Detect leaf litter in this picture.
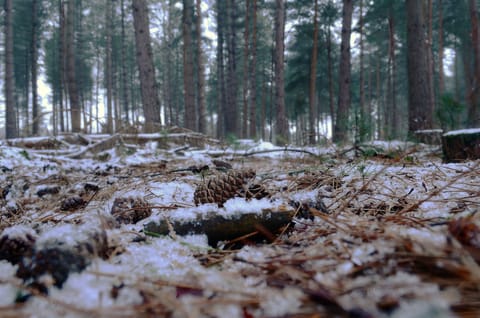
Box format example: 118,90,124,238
0,136,479,317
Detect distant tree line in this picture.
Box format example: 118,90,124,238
2,0,480,145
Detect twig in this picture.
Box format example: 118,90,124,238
240,147,320,158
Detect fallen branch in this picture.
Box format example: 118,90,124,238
66,134,121,159
240,148,320,158
144,208,301,246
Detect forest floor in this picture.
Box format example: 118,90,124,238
0,132,479,318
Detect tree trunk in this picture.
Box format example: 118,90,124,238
106,0,114,134
469,0,480,126
249,0,258,139
426,0,436,126
438,0,444,97
358,0,367,140
333,0,353,144
260,74,267,140
242,0,250,138
327,25,334,133
58,0,65,132
195,0,206,134
164,0,175,126
216,0,227,138
120,0,130,123
387,7,395,138
4,0,17,139
390,9,398,137
274,0,288,145
66,0,81,132
376,57,383,139
183,0,196,131
132,0,162,132
31,0,39,136
406,0,433,133
308,0,319,145
225,0,238,136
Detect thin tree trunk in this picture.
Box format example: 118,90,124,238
58,0,65,132
308,0,319,145
195,0,206,133
183,0,196,131
274,0,288,145
359,0,366,140
95,45,101,133
242,0,250,138
121,0,130,123
249,0,257,138
438,0,444,97
327,25,334,132
4,0,17,138
106,0,114,134
260,74,267,140
387,5,398,137
455,42,461,102
333,0,353,144
225,0,238,136
132,0,162,132
31,0,39,135
216,0,226,138
164,0,175,126
66,0,81,132
376,55,382,139
426,0,436,126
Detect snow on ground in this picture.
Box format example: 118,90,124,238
0,137,479,317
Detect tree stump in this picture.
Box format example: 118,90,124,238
414,129,443,145
442,129,480,162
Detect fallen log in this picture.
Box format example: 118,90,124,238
442,128,480,162
121,132,220,149
144,208,305,247
66,134,121,159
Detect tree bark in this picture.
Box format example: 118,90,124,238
406,0,433,133
59,0,66,132
327,25,334,134
358,0,366,140
387,7,396,137
195,0,206,134
426,0,436,126
66,0,81,132
333,0,353,144
274,0,288,145
120,0,130,123
4,0,17,138
438,0,444,97
249,0,258,138
308,0,319,145
225,0,239,136
469,0,480,126
242,0,250,138
182,0,196,131
31,0,40,136
106,0,114,134
216,0,226,138
132,0,162,132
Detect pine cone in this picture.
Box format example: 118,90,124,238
194,169,256,207
0,229,37,264
111,197,152,224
